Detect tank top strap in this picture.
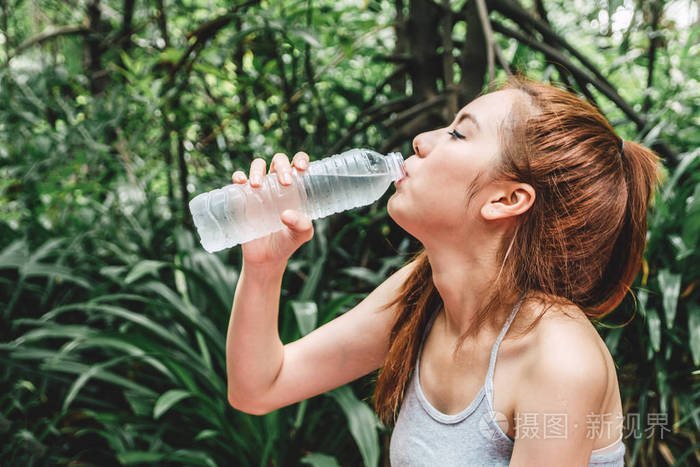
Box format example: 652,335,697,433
484,293,527,392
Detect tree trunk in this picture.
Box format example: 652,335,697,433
155,0,170,46
85,0,108,95
643,0,663,113
406,0,442,102
233,18,252,165
380,0,488,152
177,129,192,230
458,0,487,104
121,0,135,53
1,0,8,62
441,0,457,118
391,0,408,94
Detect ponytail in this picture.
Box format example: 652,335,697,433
587,139,662,317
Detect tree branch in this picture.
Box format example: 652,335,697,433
475,0,495,85
168,0,260,84
643,0,663,113
491,21,641,125
379,98,445,154
385,94,447,130
441,0,458,115
4,25,89,66
490,20,677,166
489,0,620,107
532,0,597,106
328,96,414,154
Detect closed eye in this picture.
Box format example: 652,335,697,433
448,129,466,140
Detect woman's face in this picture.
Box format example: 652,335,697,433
388,89,523,243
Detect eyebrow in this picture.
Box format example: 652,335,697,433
456,112,481,131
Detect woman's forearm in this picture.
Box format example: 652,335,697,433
226,260,287,409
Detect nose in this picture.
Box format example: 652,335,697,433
412,130,437,157
413,134,426,157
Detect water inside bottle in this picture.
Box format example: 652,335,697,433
300,172,395,218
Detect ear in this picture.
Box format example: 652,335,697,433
480,182,535,221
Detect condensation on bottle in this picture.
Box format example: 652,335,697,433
189,148,407,252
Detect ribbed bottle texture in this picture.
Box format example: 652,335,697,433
189,148,406,252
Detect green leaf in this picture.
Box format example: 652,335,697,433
124,391,155,417
326,385,380,467
291,300,318,336
657,269,681,329
647,308,661,353
194,429,218,441
688,304,700,367
668,234,693,261
159,47,184,64
153,389,193,419
21,263,91,289
62,356,145,411
604,327,623,355
118,451,166,464
636,289,649,318
167,449,217,467
124,259,167,284
300,452,342,467
340,266,382,285
0,239,28,269
289,27,322,47
682,183,700,249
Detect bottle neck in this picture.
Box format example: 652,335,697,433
386,152,406,181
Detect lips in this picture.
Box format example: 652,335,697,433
395,157,413,185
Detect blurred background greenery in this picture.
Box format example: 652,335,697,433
0,0,698,466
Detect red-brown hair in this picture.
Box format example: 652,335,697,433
372,75,662,427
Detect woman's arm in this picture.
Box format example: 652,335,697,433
226,260,287,410
227,258,418,415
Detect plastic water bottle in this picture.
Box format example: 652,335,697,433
189,148,406,252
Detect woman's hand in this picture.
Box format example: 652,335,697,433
231,152,314,267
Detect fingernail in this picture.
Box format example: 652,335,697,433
300,160,308,169
251,176,260,186
282,172,292,184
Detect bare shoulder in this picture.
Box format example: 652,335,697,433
508,299,622,462
518,301,609,408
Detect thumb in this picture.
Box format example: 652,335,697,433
281,209,313,238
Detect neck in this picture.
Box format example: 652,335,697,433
422,228,519,340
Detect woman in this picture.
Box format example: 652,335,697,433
226,76,661,466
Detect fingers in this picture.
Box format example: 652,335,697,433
291,152,310,170
248,158,267,187
232,170,247,184
270,153,294,186
231,151,311,187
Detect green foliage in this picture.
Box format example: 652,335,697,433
594,149,700,466
1,183,395,465
1,0,698,465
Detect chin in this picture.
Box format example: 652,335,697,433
387,197,418,237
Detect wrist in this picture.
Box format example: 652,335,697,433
242,259,287,279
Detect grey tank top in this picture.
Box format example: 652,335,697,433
389,296,626,466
